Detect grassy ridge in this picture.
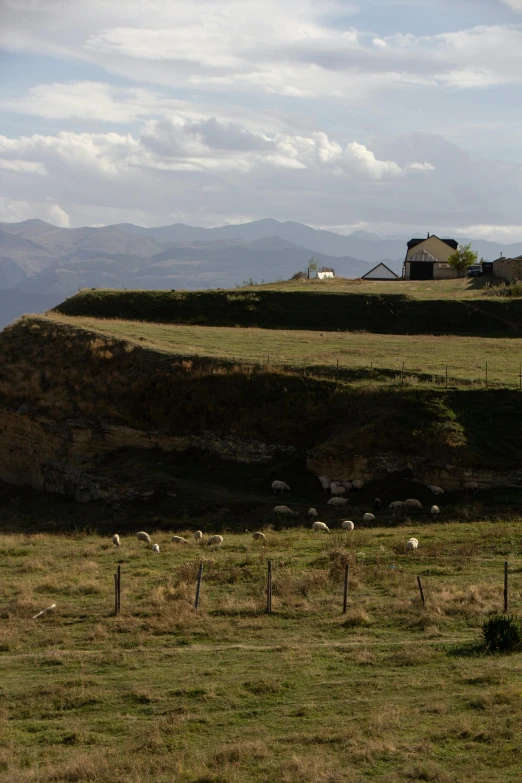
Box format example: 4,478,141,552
2,522,522,782
53,286,522,335
51,313,522,388
2,316,522,472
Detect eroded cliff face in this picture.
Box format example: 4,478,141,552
0,409,294,501
2,407,521,503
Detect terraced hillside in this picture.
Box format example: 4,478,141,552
53,278,522,336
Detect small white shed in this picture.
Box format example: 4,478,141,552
361,263,399,281
317,270,334,279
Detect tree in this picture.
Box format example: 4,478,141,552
307,257,318,279
447,243,478,278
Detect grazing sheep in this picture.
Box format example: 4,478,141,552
342,520,355,531
464,481,479,493
373,498,381,510
152,543,160,553
194,530,203,542
136,531,151,544
404,499,422,510
389,501,405,509
272,480,291,494
352,480,364,490
406,537,419,551
112,534,120,547
319,475,331,491
431,505,440,518
341,481,352,491
363,513,375,523
327,497,349,507
330,483,347,496
252,531,266,542
312,521,330,533
428,485,444,495
308,507,319,520
207,534,224,547
273,505,296,516
171,535,189,544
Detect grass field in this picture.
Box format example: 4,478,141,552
52,281,522,336
2,520,522,782
49,313,522,388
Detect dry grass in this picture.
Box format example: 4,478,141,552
2,521,522,781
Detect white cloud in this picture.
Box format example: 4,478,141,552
0,197,71,226
0,159,47,174
48,203,71,228
1,1,522,99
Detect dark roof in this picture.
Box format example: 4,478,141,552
407,236,458,251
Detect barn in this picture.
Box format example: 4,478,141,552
361,263,400,281
404,235,458,280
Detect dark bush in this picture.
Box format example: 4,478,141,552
483,614,522,653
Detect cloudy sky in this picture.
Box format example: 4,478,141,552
1,0,521,238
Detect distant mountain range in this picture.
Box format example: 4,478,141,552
0,217,520,329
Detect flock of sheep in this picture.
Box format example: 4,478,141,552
110,473,467,554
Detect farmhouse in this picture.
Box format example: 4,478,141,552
493,255,522,283
362,263,399,281
404,234,458,280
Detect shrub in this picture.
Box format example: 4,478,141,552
483,614,522,653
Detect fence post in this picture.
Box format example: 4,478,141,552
114,573,118,615
266,560,272,614
401,361,404,387
336,359,339,382
370,362,373,387
342,563,349,614
417,575,425,606
445,365,448,389
267,354,270,367
486,362,488,389
504,561,509,613
194,562,203,610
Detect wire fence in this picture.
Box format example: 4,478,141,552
206,354,522,390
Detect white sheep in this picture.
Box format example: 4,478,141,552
464,481,479,493
319,475,331,491
272,480,290,494
363,513,375,523
327,497,349,507
273,505,296,516
404,499,422,510
152,543,160,553
406,537,419,551
342,520,355,531
136,531,151,544
351,480,364,490
112,534,120,547
312,521,330,533
389,501,405,509
308,507,319,520
341,481,352,491
330,483,347,496
431,505,440,518
194,530,203,542
252,531,266,542
428,485,444,495
171,535,189,544
207,534,224,547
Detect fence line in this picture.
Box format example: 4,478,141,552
211,355,522,391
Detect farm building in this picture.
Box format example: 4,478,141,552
493,255,522,283
317,268,334,279
404,234,458,280
361,263,400,281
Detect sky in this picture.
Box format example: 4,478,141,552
0,0,522,239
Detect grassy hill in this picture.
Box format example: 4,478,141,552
53,279,522,336
2,521,522,782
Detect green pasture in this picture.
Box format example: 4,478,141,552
49,313,522,388
2,521,522,782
